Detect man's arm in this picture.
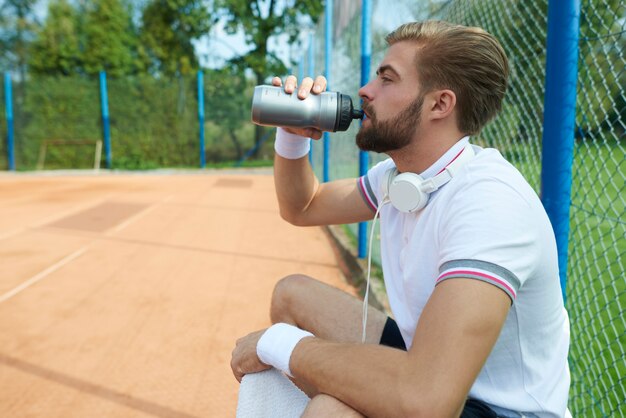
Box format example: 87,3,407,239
289,279,511,417
274,153,375,226
271,75,375,227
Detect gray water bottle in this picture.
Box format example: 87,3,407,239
251,85,364,132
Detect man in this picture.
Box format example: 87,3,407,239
231,21,570,417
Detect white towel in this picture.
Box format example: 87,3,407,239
236,368,310,418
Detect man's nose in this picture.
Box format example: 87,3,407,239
358,80,374,101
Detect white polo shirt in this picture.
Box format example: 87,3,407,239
358,139,571,418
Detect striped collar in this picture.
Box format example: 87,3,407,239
419,136,470,179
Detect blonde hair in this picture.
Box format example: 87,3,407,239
386,21,509,135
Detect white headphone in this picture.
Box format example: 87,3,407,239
381,143,476,213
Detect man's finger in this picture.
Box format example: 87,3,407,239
313,75,328,93
308,128,323,140
235,367,244,383
271,76,282,86
298,77,314,99
284,75,298,94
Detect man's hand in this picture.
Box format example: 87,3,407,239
272,75,327,140
230,329,271,382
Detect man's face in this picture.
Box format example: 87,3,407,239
356,94,424,153
356,41,424,153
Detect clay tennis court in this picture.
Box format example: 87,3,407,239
0,169,357,417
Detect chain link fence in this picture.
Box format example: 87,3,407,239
0,72,267,170
568,1,625,415
303,0,624,416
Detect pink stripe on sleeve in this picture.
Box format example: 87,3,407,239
359,176,378,211
437,269,517,299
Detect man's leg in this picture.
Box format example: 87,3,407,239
269,274,391,412
270,274,388,344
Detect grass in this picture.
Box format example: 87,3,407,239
564,141,625,417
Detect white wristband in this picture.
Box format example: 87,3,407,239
257,323,314,377
274,128,311,159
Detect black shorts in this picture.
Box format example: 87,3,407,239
379,317,499,418
379,317,407,350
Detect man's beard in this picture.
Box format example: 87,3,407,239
356,94,424,153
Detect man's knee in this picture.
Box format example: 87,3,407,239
270,274,314,324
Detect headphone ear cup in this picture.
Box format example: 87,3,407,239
389,173,429,213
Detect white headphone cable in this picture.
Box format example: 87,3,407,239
362,198,388,343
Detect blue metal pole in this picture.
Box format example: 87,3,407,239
99,71,112,169
298,53,305,84
541,0,581,302
197,71,205,168
358,0,372,259
323,0,332,183
4,72,14,171
308,32,315,166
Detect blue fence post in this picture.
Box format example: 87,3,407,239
298,53,305,83
4,72,15,171
541,0,581,302
99,71,112,169
308,32,315,166
358,0,372,259
197,70,205,168
323,0,332,183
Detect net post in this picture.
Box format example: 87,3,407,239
4,72,14,171
99,71,112,169
358,0,372,259
36,141,47,170
94,140,102,171
197,70,205,168
541,0,581,301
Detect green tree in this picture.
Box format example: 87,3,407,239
215,0,323,153
29,0,147,77
0,0,38,80
82,0,139,76
217,0,322,84
203,66,255,161
139,0,213,76
575,0,626,140
29,0,82,76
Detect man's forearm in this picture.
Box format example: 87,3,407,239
273,141,319,225
290,339,426,418
290,338,420,417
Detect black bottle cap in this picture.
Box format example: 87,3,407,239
334,93,364,132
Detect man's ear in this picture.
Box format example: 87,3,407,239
426,89,456,121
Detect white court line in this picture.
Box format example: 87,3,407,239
0,247,89,305
0,194,174,304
